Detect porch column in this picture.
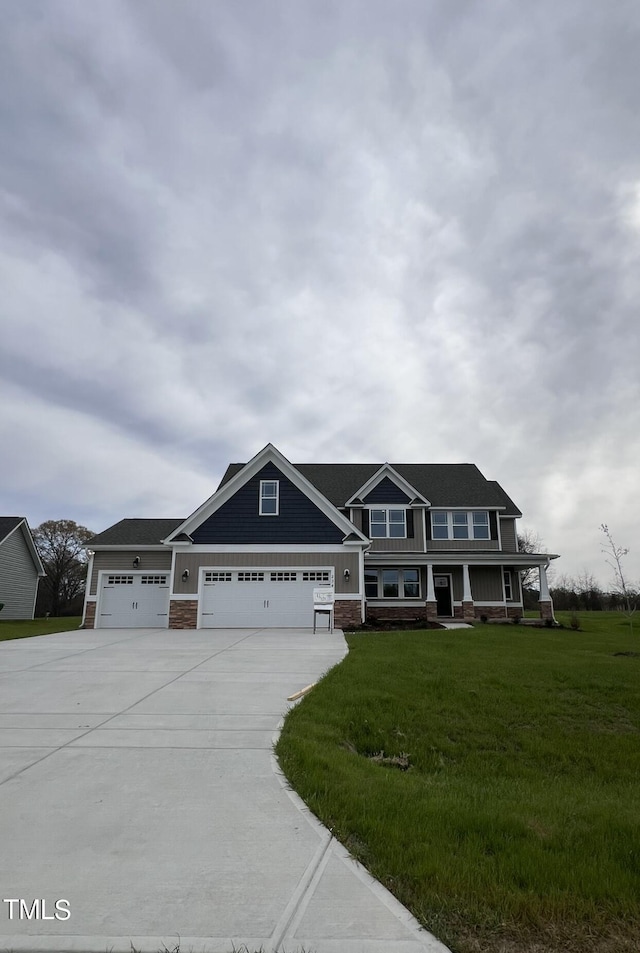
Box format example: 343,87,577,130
538,561,555,622
461,563,474,620
425,563,438,621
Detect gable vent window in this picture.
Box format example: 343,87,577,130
259,480,279,515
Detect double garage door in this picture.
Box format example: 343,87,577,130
201,569,332,628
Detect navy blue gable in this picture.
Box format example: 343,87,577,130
191,463,344,544
363,477,411,504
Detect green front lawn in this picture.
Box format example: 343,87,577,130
0,617,82,641
276,613,640,953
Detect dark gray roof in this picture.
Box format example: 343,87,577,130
88,518,184,547
219,463,522,515
0,516,25,545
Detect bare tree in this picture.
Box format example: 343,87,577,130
33,520,94,617
600,524,637,635
517,527,548,592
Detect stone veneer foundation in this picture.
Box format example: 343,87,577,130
169,600,198,628
333,600,362,629
83,602,96,628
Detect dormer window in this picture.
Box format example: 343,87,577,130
370,508,406,538
259,480,279,515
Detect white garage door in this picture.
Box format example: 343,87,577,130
200,569,332,628
98,573,170,628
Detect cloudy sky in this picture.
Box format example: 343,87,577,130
2,0,639,588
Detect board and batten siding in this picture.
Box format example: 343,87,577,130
89,550,172,595
499,518,518,552
468,566,505,601
0,526,39,619
173,551,359,595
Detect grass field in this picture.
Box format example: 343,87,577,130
0,617,82,641
276,612,640,953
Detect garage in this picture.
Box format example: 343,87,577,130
98,573,170,628
200,568,332,628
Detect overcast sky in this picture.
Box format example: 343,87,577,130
2,0,639,588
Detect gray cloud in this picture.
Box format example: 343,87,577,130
1,0,639,584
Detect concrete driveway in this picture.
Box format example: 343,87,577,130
0,627,449,953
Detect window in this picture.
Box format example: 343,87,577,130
403,568,420,597
205,572,232,582
238,572,265,582
382,570,398,597
473,511,490,539
270,571,297,582
259,480,279,515
504,571,513,600
107,575,133,585
431,512,449,539
431,511,491,540
365,569,421,599
369,508,406,538
302,571,331,583
452,512,469,539
364,570,379,598
140,575,168,585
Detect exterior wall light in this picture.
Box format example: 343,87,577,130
182,569,190,581
133,556,141,567
343,568,350,579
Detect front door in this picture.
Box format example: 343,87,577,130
434,575,453,616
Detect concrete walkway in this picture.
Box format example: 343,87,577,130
0,628,450,953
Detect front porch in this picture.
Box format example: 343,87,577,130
363,555,557,624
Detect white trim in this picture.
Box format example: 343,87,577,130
365,552,558,567
86,545,168,552
170,593,199,601
367,600,425,608
422,508,427,553
259,479,279,516
82,552,95,626
472,600,522,607
164,443,368,545
168,543,360,553
346,464,429,507
462,563,472,602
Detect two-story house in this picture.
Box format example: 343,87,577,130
82,444,557,629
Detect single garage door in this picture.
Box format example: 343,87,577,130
201,569,332,628
98,573,170,628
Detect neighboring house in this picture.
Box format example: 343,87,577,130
82,444,558,630
0,517,46,620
